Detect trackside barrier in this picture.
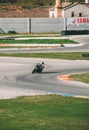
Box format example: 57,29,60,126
82,54,89,57
0,17,89,34
61,30,89,35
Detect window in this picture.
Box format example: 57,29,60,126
71,12,74,17
79,13,82,17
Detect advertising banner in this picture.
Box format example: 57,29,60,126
67,17,89,30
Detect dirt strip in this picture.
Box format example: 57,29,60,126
58,74,73,81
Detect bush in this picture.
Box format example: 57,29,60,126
8,30,17,34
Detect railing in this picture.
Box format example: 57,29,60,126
0,28,5,34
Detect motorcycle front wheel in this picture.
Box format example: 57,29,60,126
32,69,36,74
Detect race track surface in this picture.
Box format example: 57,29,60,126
0,35,89,99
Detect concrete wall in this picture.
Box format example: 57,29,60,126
31,18,64,33
0,18,29,33
0,17,89,34
0,18,64,33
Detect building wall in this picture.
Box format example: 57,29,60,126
64,4,89,17
49,10,55,18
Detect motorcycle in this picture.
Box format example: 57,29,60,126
32,63,44,74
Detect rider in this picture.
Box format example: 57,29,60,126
32,62,45,74
36,62,44,69
41,62,44,69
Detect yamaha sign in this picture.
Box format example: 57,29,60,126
66,17,89,30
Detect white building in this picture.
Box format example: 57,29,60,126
49,0,89,18
63,3,89,17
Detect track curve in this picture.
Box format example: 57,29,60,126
0,57,89,99
0,35,89,99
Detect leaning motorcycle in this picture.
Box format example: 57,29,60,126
32,64,44,74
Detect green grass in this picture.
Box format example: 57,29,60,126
0,39,76,44
0,95,89,130
0,52,89,60
70,73,89,84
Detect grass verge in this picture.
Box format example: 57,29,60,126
70,73,89,84
0,52,89,60
0,39,76,44
0,95,89,130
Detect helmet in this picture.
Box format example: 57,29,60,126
42,62,44,64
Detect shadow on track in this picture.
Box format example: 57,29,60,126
42,71,61,74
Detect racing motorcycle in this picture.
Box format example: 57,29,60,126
32,62,44,74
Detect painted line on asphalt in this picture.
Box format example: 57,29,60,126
47,92,76,97
47,92,89,99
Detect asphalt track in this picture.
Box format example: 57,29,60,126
0,35,89,99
